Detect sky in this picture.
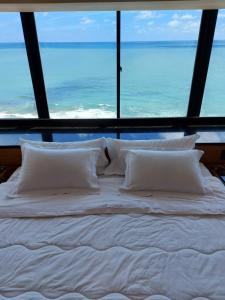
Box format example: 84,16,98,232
0,10,225,42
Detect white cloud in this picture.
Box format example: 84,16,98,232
168,13,199,32
147,21,154,26
186,21,199,31
80,16,95,25
42,12,49,17
172,13,195,21
168,19,180,28
219,13,225,19
136,11,156,20
180,14,196,20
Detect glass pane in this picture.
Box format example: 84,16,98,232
53,132,116,142
0,13,37,118
121,10,201,117
35,12,116,119
120,132,184,140
201,10,225,116
197,131,225,143
0,133,42,145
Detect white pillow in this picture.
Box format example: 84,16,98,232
20,138,108,175
105,134,200,175
14,145,99,194
122,149,210,194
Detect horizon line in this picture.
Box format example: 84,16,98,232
0,39,225,43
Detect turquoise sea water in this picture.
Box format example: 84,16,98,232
0,40,225,118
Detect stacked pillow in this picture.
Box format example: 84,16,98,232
13,138,107,194
20,138,107,175
104,134,200,175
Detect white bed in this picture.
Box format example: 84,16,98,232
0,168,225,300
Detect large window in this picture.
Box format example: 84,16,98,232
201,10,225,116
0,10,224,144
121,10,201,117
35,12,116,118
0,13,37,118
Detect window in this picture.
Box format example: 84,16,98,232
121,10,201,117
0,13,37,118
201,10,225,116
0,10,224,145
35,12,116,119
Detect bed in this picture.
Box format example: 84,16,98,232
0,165,225,300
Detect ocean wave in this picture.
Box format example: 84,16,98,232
0,112,37,118
0,108,115,119
51,108,115,118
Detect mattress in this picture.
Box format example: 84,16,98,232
0,169,225,300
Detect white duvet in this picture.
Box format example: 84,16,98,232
0,169,225,300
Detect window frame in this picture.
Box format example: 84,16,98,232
0,9,224,138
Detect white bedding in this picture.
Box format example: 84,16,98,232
0,169,225,300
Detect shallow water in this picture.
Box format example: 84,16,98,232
0,41,224,118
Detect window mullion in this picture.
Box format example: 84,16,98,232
20,12,50,119
187,9,218,117
116,11,121,119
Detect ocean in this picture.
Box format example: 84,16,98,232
0,40,225,119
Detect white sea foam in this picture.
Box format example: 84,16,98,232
0,108,115,119
0,112,37,118
51,108,115,119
